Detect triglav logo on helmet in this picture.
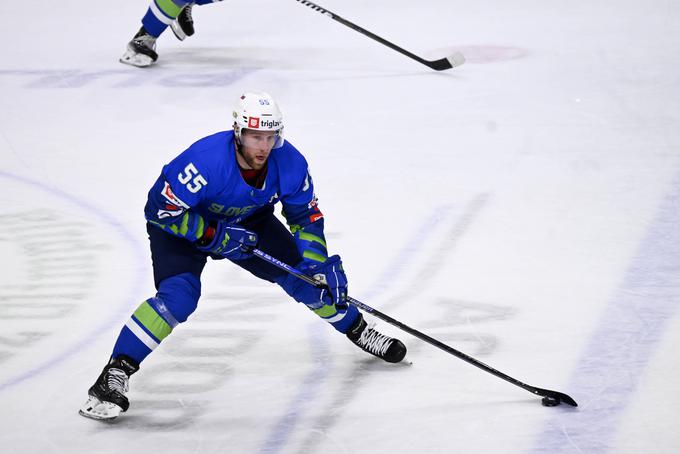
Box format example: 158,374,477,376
248,116,281,129
260,119,281,129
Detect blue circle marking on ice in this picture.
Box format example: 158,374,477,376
0,171,146,393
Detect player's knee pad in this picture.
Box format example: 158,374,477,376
155,272,201,323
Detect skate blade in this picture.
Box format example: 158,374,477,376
119,49,155,68
79,395,124,421
170,21,187,41
398,356,413,366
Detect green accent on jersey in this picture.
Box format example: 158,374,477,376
217,230,231,252
156,0,183,17
209,203,225,214
303,250,327,263
148,214,204,241
133,300,173,341
298,232,327,249
313,304,337,318
289,224,302,234
195,216,205,239
179,212,191,236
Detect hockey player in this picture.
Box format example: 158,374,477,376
79,92,407,421
121,0,219,67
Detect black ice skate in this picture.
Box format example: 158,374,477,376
120,26,159,67
347,313,407,363
79,355,139,421
171,4,194,41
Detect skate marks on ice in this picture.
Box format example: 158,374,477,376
98,294,284,434
381,193,490,312
0,210,95,361
0,45,365,89
293,299,517,454
278,194,507,453
0,67,257,89
529,172,680,454
0,171,144,391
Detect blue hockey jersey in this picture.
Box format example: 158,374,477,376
145,131,328,265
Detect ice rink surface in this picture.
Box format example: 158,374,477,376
1,0,679,452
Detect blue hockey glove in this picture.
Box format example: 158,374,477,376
197,222,258,260
305,255,348,305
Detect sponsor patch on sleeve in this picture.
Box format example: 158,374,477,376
157,181,189,219
309,212,324,223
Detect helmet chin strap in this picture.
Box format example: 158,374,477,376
234,142,250,169
234,124,248,163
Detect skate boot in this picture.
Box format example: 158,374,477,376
120,26,158,67
347,313,407,363
79,355,139,421
171,4,195,41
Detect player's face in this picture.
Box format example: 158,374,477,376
239,129,279,169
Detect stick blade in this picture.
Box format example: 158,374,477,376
428,51,465,71
535,387,578,407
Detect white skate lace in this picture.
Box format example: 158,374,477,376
134,33,156,48
107,368,129,394
184,5,193,21
357,323,392,357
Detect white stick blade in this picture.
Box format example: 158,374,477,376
448,52,466,68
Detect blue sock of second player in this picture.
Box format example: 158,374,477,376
142,0,221,38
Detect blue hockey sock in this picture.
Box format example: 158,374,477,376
111,297,179,363
111,273,201,364
314,302,360,333
141,0,193,37
277,273,360,333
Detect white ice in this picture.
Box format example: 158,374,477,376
1,0,679,453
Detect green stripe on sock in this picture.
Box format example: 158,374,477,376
133,300,173,341
298,232,327,248
303,250,327,263
313,304,337,318
156,0,183,18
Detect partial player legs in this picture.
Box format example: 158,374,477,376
79,276,200,420
120,26,159,67
170,3,194,40
120,0,226,67
79,355,139,420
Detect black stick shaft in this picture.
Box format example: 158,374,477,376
349,297,540,394
251,248,577,406
294,0,462,71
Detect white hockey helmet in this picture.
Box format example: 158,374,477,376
233,92,284,148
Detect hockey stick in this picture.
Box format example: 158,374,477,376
252,248,578,407
294,0,465,71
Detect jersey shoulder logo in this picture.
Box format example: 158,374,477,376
157,181,189,219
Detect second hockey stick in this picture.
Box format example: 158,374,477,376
252,248,578,407
294,0,465,71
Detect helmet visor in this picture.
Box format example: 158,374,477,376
240,128,284,150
